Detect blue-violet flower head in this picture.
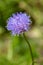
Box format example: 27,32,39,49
6,12,31,35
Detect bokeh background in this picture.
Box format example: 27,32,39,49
0,0,43,65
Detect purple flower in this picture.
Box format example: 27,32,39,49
6,12,31,35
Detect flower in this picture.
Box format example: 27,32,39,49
6,12,31,35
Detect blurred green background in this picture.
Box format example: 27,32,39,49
0,0,43,65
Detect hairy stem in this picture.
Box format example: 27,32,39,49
23,33,34,65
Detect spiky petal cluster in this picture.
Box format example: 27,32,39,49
6,12,31,35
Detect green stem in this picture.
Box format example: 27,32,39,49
23,33,34,65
